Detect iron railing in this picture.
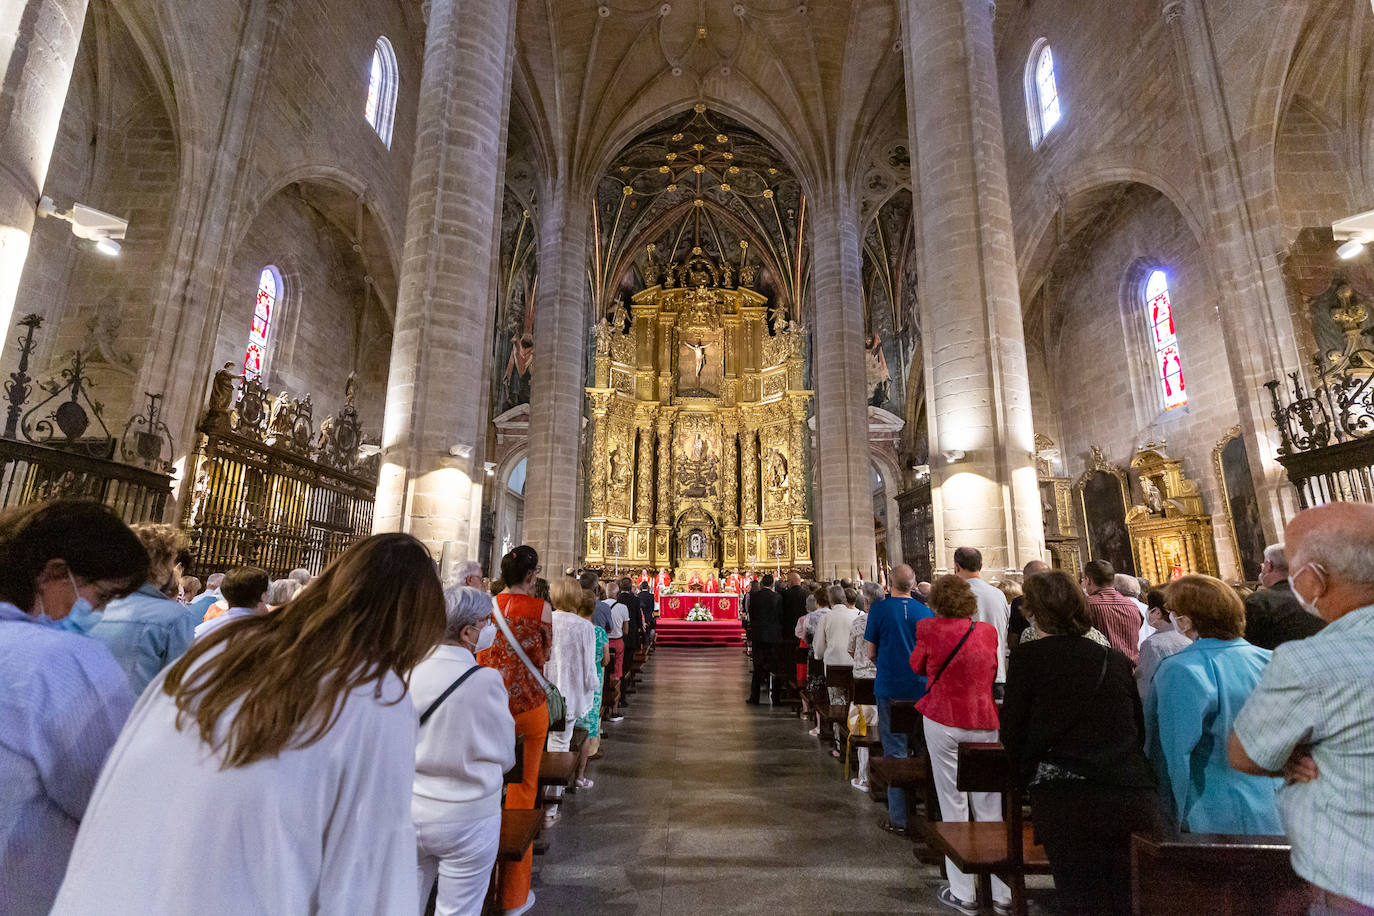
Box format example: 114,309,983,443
1266,350,1374,508
182,372,378,578
0,314,173,522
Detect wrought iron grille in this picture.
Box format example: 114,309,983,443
0,314,173,522
1266,353,1374,508
183,370,378,578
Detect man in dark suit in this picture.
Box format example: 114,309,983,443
1244,543,1325,649
617,577,642,679
746,574,783,704
637,581,656,644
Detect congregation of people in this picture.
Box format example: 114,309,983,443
738,503,1374,916
0,500,655,916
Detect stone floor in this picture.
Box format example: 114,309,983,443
531,647,962,915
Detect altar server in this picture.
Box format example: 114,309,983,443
52,533,446,916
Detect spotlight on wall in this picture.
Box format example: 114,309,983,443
1332,208,1374,260
1337,237,1369,260
943,449,967,464
911,463,931,479
483,461,496,477
449,443,474,460
37,195,128,256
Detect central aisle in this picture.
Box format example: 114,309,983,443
533,648,950,915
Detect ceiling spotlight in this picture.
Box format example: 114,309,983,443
483,461,496,477
943,449,967,464
449,443,474,460
37,195,128,256
1337,237,1367,260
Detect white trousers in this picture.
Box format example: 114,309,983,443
413,799,502,916
923,718,1011,906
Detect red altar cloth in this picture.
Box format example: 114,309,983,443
659,593,740,620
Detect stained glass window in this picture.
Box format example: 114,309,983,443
1026,40,1063,147
365,37,398,148
1146,269,1186,411
244,266,279,381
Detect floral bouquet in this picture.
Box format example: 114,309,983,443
686,602,714,622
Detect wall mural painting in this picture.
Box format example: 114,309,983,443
493,188,537,415
1216,432,1266,582
861,190,919,414
1081,469,1135,576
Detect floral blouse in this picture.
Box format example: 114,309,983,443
478,592,552,717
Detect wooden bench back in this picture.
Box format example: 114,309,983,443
1130,833,1307,916
852,678,876,706
825,665,853,701
887,699,921,736
955,742,1006,794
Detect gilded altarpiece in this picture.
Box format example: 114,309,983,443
1125,445,1219,582
584,251,813,577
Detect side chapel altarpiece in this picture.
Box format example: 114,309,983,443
584,248,813,577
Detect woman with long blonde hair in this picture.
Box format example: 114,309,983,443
52,533,447,915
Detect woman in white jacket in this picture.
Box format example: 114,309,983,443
411,585,517,916
544,577,601,753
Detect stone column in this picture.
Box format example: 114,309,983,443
373,0,516,562
587,394,610,518
1161,0,1306,545
899,0,1044,574
135,0,292,476
809,191,879,576
0,0,89,357
523,181,591,571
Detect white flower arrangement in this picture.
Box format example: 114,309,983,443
686,602,714,622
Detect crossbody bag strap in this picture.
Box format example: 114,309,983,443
492,604,551,690
926,620,977,692
419,664,482,726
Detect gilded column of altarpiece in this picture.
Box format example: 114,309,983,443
584,250,812,577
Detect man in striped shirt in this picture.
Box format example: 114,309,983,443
1229,502,1374,912
1081,560,1143,667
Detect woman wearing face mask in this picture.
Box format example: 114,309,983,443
0,501,148,914
1144,575,1281,834
1136,590,1192,697
88,523,195,694
410,586,516,916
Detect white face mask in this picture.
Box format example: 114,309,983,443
1288,564,1324,617
474,621,497,652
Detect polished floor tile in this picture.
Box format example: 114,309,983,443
532,647,967,915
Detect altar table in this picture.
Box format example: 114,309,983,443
659,592,740,620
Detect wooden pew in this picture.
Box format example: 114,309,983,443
536,750,577,809
816,665,853,757
920,742,1051,916
1130,832,1307,916
867,700,932,805
844,677,884,782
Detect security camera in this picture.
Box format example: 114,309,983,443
37,196,128,256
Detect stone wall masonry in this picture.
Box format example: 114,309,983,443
1045,189,1243,578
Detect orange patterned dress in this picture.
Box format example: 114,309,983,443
478,592,552,717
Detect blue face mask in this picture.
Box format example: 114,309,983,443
55,571,103,635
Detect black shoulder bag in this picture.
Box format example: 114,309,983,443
419,664,483,726
926,620,977,692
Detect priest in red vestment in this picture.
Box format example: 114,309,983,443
654,567,671,599
704,575,719,594
726,569,743,595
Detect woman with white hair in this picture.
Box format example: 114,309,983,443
410,586,516,916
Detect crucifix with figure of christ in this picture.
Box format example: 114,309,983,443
685,338,708,390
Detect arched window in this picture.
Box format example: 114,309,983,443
244,266,280,381
364,37,399,148
1025,40,1062,148
1145,269,1187,411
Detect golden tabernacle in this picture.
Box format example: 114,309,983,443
584,247,813,578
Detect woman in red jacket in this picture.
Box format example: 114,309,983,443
910,574,1008,916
